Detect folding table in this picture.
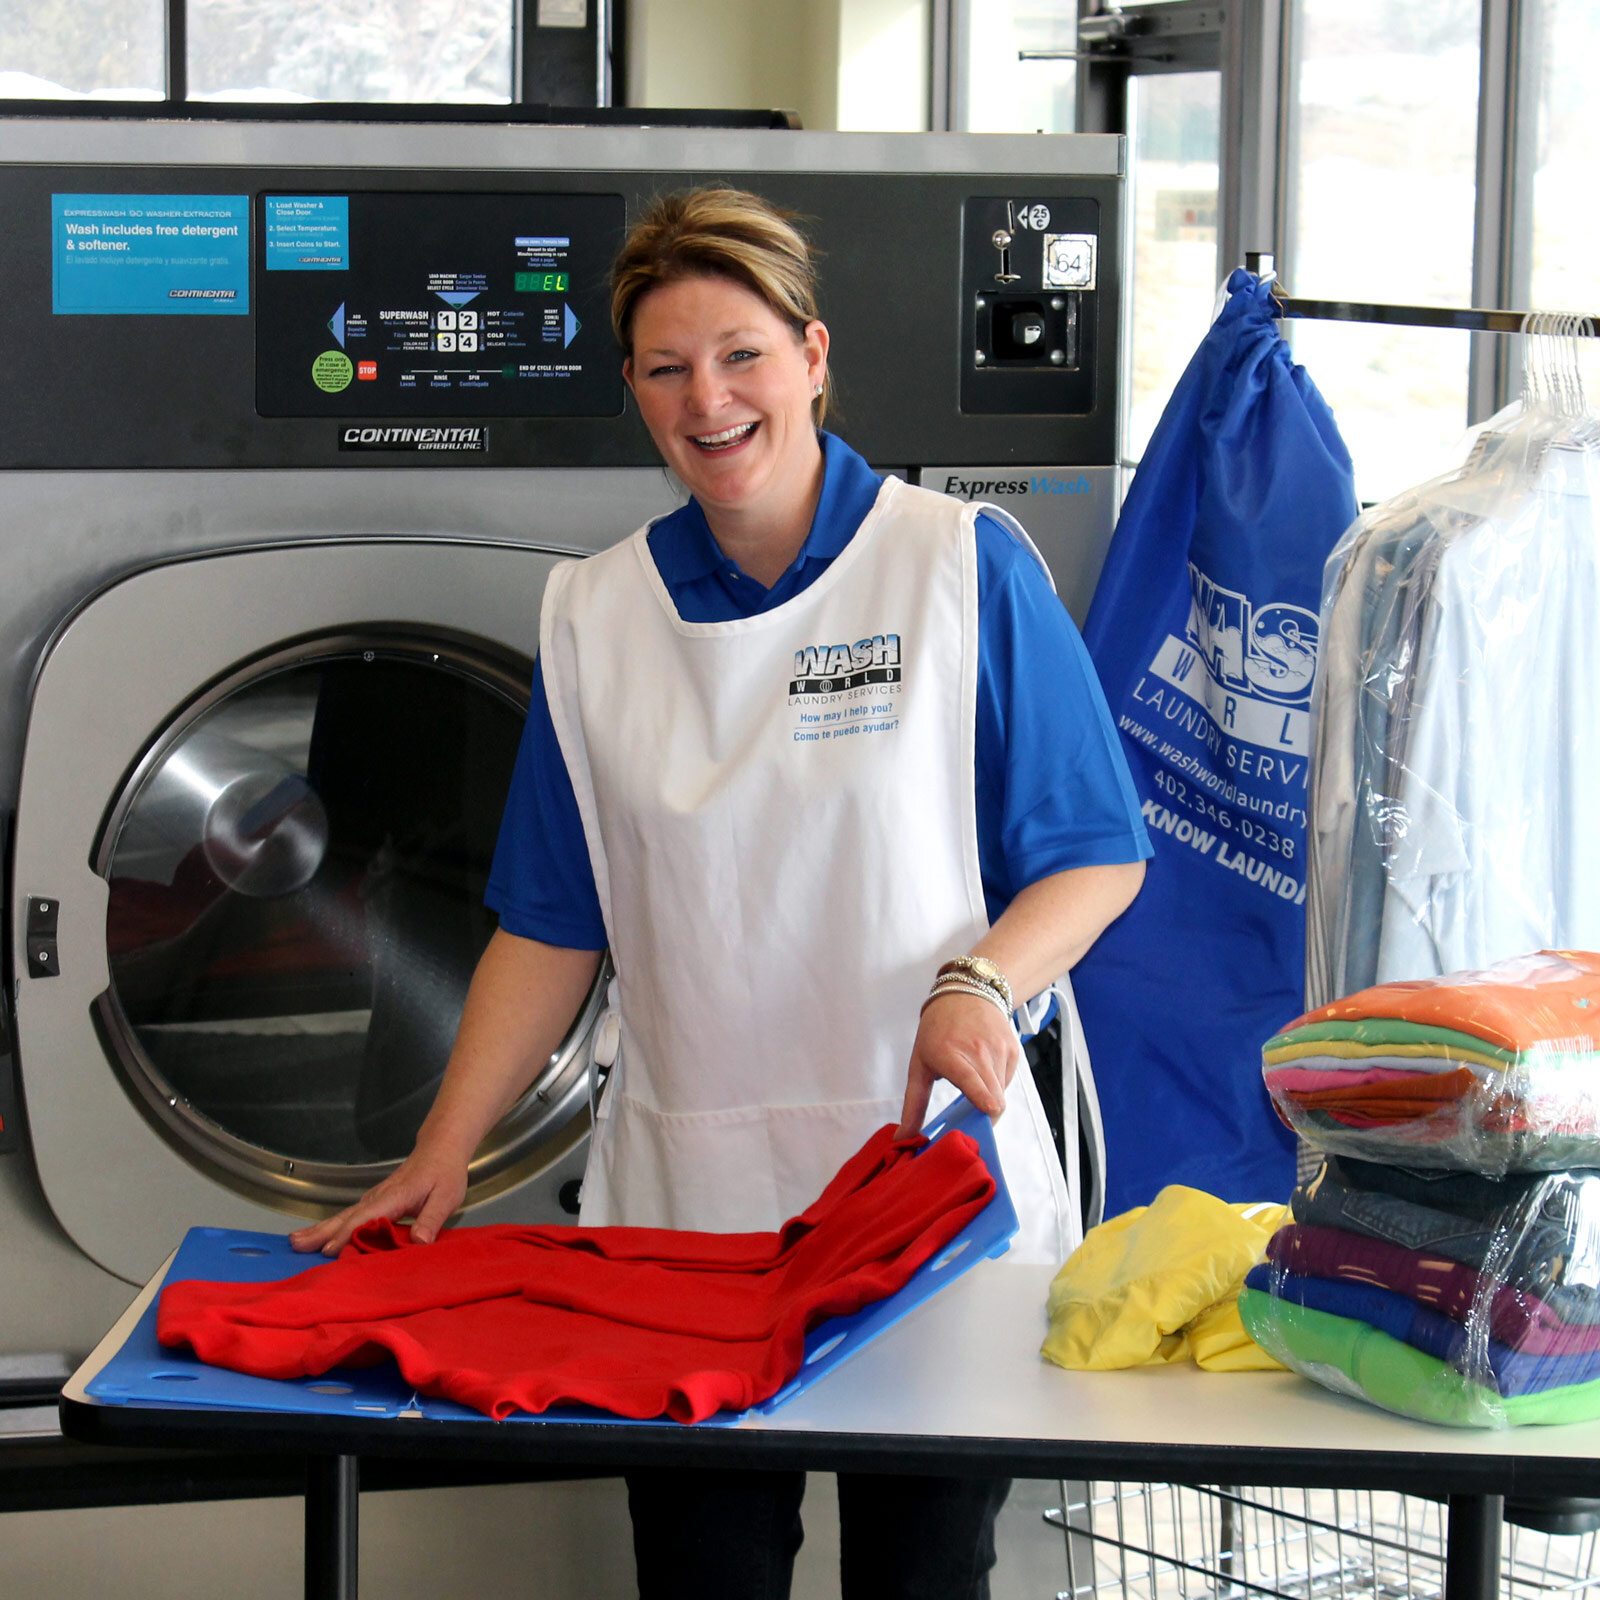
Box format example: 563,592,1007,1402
60,1101,1600,1599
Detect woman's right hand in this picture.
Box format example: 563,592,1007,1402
286,932,602,1258
287,1145,470,1257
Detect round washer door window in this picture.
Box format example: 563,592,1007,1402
96,634,600,1207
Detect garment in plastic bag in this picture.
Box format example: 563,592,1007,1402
1073,270,1356,1213
1264,949,1600,1173
1243,949,1600,1426
1307,394,1600,1007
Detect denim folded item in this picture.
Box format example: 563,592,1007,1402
1331,1153,1600,1222
1293,1165,1586,1292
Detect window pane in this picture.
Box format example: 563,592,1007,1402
1526,0,1600,402
0,0,164,98
189,0,513,103
1125,70,1220,462
963,0,1075,134
1289,0,1480,500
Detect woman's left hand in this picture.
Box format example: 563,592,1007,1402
896,991,1018,1139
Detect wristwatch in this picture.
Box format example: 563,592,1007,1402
935,955,1014,1012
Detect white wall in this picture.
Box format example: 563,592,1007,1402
5,1479,638,1600
624,0,928,131
835,0,928,131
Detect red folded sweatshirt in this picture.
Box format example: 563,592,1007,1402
157,1123,994,1423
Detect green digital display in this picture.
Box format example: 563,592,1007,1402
515,271,570,292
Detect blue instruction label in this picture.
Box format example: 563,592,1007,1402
265,196,351,271
53,194,249,315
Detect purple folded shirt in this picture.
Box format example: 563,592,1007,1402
1265,1224,1600,1356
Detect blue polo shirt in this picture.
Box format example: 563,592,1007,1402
487,431,1149,950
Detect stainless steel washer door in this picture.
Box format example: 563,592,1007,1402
14,540,599,1284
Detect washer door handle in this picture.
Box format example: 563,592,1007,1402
24,895,59,979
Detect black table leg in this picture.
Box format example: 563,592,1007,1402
1445,1493,1504,1600
306,1453,360,1600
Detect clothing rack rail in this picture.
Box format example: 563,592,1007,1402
1243,252,1600,337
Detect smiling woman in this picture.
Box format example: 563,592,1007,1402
624,275,829,585
610,189,834,585
295,185,1150,1600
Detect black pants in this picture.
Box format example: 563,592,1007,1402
625,1468,1012,1600
622,1022,1061,1596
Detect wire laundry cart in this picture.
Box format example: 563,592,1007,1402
1045,1484,1600,1600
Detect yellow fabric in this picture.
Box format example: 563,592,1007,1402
1186,1293,1279,1371
1041,1187,1288,1373
1261,1038,1505,1070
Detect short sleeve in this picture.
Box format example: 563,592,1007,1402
974,513,1152,919
485,657,608,950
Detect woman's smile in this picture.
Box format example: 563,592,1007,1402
689,419,760,452
624,274,828,577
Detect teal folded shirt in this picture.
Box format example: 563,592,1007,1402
1238,1288,1600,1427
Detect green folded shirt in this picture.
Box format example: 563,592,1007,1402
1263,1018,1519,1063
1238,1288,1600,1427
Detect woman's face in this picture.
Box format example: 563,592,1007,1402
624,274,828,525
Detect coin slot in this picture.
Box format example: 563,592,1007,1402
973,292,1079,371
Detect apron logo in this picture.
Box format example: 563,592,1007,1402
788,634,901,696
787,635,904,743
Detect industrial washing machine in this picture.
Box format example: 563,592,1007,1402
0,116,1125,1368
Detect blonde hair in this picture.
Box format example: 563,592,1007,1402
610,187,832,424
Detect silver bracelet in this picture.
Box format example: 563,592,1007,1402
934,955,1014,1013
920,975,1012,1020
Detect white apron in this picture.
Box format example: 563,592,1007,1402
540,476,1075,1263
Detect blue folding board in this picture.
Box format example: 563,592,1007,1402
87,1094,1018,1428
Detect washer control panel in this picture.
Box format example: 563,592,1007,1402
255,191,626,419
0,146,1119,468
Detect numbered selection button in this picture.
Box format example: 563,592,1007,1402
458,310,479,330
459,332,479,352
436,332,457,352
1042,233,1097,290
436,310,457,330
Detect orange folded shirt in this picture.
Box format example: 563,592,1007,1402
1286,951,1600,1055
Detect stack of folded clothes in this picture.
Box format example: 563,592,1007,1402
1239,950,1600,1426
1260,950,1600,1173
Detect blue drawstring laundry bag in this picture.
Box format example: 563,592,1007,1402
1074,270,1357,1214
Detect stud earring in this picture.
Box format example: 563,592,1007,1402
813,383,824,398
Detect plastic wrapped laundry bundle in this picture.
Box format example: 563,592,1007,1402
1262,949,1600,1174
1240,950,1600,1426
